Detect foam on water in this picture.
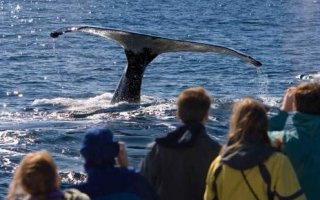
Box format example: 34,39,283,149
296,72,320,82
1,0,320,197
32,92,114,111
0,131,20,146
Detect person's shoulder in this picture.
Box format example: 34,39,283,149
145,141,163,155
212,155,222,166
269,151,287,160
63,188,90,200
114,166,139,176
198,131,221,148
265,151,292,169
124,167,155,187
149,140,173,153
207,155,223,173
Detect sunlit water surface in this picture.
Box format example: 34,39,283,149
1,0,320,197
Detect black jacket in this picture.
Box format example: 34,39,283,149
140,123,221,200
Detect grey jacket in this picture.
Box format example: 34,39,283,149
140,124,221,200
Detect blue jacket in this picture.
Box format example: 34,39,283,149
268,109,320,200
72,166,159,200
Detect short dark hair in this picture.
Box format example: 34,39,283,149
177,87,211,124
295,82,320,115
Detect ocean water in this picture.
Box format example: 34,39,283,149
0,0,320,197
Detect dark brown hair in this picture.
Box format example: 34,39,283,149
177,87,211,124
295,82,320,115
228,97,270,147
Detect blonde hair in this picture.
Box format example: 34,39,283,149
177,87,211,124
228,98,270,147
7,151,60,200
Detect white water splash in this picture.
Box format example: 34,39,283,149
255,68,270,96
296,72,320,82
32,92,114,111
257,96,282,108
0,131,20,146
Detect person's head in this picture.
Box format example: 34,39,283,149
177,87,211,124
80,127,119,170
294,82,320,115
7,151,60,200
228,97,270,147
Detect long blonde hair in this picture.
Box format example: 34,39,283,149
228,97,270,148
7,151,60,200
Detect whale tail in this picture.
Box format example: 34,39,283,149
51,26,262,103
51,26,262,67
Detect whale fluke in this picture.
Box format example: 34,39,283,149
51,26,262,103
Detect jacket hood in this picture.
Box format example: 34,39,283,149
155,122,205,148
293,112,320,137
221,144,276,170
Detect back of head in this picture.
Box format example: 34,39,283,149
7,151,59,200
228,97,270,146
80,127,119,169
177,87,211,124
295,82,320,115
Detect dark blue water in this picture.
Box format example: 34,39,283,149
1,0,320,197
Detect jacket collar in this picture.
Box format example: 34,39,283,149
156,122,206,148
221,143,276,170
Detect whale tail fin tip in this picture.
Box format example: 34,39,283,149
50,31,63,38
50,27,78,38
252,59,262,67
